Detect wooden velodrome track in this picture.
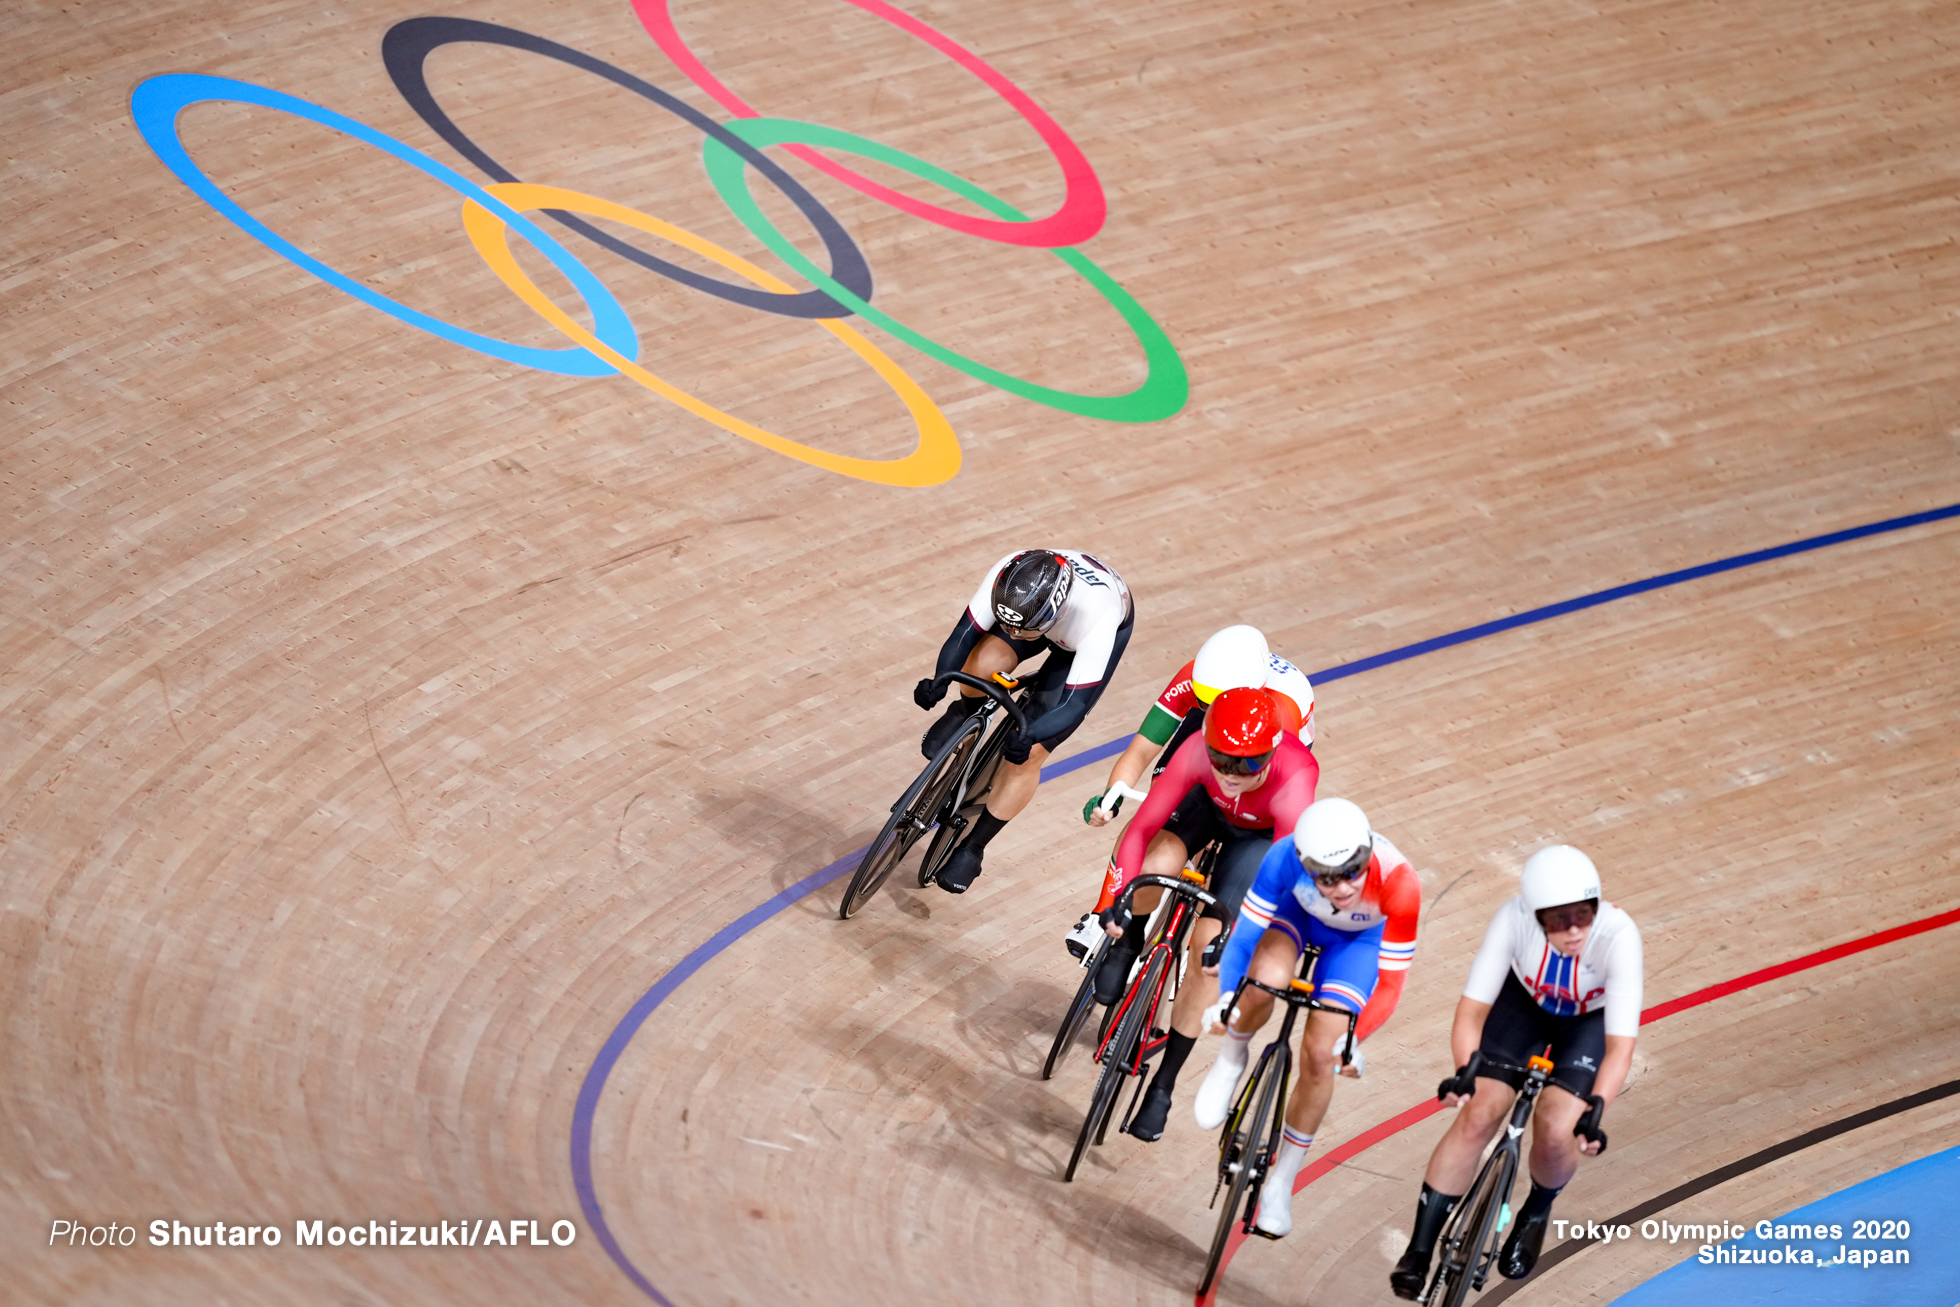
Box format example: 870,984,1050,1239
5,0,1958,1303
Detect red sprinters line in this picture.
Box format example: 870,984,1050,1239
1194,902,1960,1305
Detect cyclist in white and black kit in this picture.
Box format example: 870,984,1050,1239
913,550,1134,894
1391,845,1643,1297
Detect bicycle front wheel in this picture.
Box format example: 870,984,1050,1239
1064,950,1162,1180
1427,1146,1512,1307
840,718,981,918
1043,937,1106,1081
1198,1045,1283,1298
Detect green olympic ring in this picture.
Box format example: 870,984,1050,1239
702,118,1189,424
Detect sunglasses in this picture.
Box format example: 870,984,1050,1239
1207,746,1276,776
1536,901,1597,933
1310,864,1369,889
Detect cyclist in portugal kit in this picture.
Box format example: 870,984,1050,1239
1090,687,1319,1141
1390,845,1643,1298
912,549,1133,894
1192,798,1422,1236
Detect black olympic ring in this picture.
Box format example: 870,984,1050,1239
381,17,874,320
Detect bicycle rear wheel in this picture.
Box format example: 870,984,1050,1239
1427,1147,1512,1307
1043,937,1106,1081
918,717,1008,884
839,718,981,918
1064,950,1162,1181
1197,1044,1282,1298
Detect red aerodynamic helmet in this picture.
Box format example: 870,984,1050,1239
1203,687,1283,774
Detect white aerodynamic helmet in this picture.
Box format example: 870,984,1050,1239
1192,625,1270,705
1293,798,1373,877
1520,845,1600,912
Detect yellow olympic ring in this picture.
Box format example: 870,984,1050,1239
460,182,961,488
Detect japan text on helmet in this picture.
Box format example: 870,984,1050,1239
1190,625,1270,704
1293,798,1373,877
1520,845,1600,911
992,551,1072,633
1203,686,1283,757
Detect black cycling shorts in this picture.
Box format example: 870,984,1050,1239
991,610,1135,753
1158,785,1274,924
1476,972,1607,1099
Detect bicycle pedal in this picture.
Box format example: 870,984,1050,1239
1251,1226,1286,1242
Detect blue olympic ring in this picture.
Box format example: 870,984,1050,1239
130,73,638,376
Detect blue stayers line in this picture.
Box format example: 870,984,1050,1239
570,500,1960,1301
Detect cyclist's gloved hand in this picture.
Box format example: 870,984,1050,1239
1201,995,1236,1035
1001,728,1034,765
913,677,946,710
1097,900,1132,939
1082,789,1123,826
1333,1030,1365,1079
1574,1094,1609,1154
1437,1051,1483,1103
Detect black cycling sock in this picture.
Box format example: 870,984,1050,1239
963,807,1009,854
1150,1031,1197,1092
1408,1183,1462,1256
1120,911,1148,953
1520,1181,1562,1221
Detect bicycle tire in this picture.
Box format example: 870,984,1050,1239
1064,949,1162,1181
1042,937,1107,1081
1096,950,1167,1145
1427,1147,1510,1307
918,713,1010,884
840,718,981,917
1198,1043,1283,1298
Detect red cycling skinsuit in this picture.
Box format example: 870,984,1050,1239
1096,730,1320,915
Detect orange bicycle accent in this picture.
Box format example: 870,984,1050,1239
1528,1054,1556,1074
1180,866,1208,885
1288,978,1316,994
992,673,1021,689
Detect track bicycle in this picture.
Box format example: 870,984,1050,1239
838,670,1031,918
1041,831,1215,1082
1420,1050,1585,1306
1063,870,1216,1182
1197,950,1359,1296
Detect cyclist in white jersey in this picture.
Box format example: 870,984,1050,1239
1391,845,1642,1298
912,549,1134,893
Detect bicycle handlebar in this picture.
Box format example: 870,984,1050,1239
1228,954,1361,1067
1098,780,1149,816
931,670,1030,735
1115,873,1218,910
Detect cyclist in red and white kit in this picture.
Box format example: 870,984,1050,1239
1066,626,1315,963
1089,687,1318,1141
912,549,1133,894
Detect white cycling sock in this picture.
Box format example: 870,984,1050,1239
1270,1126,1314,1191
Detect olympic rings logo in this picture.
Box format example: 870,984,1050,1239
130,9,1187,488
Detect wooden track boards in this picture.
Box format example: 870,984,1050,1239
3,0,1957,1303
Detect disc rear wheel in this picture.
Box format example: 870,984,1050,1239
840,719,980,917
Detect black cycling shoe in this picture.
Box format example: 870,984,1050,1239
1092,941,1138,1004
937,843,984,894
1499,1208,1551,1279
1389,1245,1431,1300
921,696,980,758
1126,1081,1174,1142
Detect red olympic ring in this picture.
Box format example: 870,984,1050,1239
630,0,1105,248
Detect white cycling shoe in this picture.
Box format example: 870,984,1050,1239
1192,1043,1250,1130
1063,913,1103,964
1254,1176,1294,1237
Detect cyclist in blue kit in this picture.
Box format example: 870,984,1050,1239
912,549,1133,893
